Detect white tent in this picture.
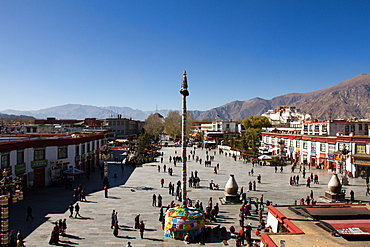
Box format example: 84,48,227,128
258,155,272,160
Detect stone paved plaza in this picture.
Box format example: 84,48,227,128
10,146,370,246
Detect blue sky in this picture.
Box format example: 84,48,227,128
1,1,369,112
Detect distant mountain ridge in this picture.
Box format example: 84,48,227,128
2,73,370,121
191,73,370,120
1,104,172,121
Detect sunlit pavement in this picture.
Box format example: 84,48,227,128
11,146,369,246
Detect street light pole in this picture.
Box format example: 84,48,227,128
180,71,189,204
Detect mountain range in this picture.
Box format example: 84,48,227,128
1,73,370,121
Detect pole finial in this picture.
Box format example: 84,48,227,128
180,71,189,96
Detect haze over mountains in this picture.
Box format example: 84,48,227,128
2,73,370,121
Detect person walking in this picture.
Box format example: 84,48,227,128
104,185,108,198
16,230,24,247
134,214,140,229
152,194,157,207
366,184,370,196
62,219,67,236
160,178,164,188
158,194,162,207
113,222,119,237
239,212,244,227
69,203,74,218
350,190,355,201
74,203,82,218
26,204,34,221
139,220,145,239
111,210,116,229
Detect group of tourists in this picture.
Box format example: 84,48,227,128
73,184,86,202
49,219,67,245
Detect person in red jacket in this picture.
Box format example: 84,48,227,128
138,221,145,239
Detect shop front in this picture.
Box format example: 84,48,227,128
15,163,27,190
75,156,80,170
352,154,370,178
318,153,326,169
310,152,316,167
294,149,300,163
80,154,86,172
31,160,48,187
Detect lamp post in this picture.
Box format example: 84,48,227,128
180,71,189,204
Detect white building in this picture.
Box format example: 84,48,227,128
0,132,106,188
262,106,311,126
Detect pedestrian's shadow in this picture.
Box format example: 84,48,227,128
54,241,77,246
145,237,164,241
75,216,94,220
145,228,157,232
108,196,121,199
119,228,136,232
116,235,136,239
119,225,133,228
62,234,85,240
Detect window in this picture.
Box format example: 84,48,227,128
359,124,363,131
87,143,90,152
75,145,80,156
1,153,10,169
328,144,336,153
34,149,45,161
81,143,85,154
92,141,95,151
17,150,24,165
296,140,300,148
58,146,68,159
311,142,316,152
303,141,307,149
345,125,349,135
320,143,326,152
356,144,366,154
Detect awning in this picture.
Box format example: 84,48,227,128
258,155,272,160
116,139,129,143
63,167,84,176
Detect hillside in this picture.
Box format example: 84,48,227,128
198,73,370,120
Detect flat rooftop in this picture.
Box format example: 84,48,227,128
265,204,370,247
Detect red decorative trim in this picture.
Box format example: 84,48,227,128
260,233,278,247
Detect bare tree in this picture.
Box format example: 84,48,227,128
164,111,181,140
144,113,164,141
